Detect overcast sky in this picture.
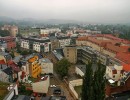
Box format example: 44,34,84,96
0,0,130,23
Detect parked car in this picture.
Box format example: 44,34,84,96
50,85,56,88
33,93,38,97
53,88,61,95
30,97,35,100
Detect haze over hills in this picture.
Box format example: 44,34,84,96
0,16,130,26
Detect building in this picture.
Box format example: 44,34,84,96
63,46,77,64
1,25,18,37
77,46,97,64
40,58,53,74
0,36,16,50
32,75,50,93
3,83,18,100
28,56,41,78
57,36,71,48
76,35,130,65
21,37,51,52
75,65,86,77
105,64,130,96
0,82,18,100
49,36,59,50
40,28,61,37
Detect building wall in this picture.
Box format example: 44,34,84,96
69,79,83,99
64,46,77,64
106,77,130,96
76,40,87,46
75,67,84,77
21,40,29,49
51,40,59,50
32,76,50,93
102,49,116,58
33,42,40,52
86,41,102,52
59,39,71,48
10,26,18,37
0,70,9,82
41,62,53,74
28,56,41,78
4,84,18,100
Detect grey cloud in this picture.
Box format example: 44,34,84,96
0,0,130,23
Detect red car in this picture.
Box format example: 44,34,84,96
33,93,37,97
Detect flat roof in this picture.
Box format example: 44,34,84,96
52,51,63,60
76,65,86,74
41,58,52,63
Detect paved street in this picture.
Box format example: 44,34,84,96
47,53,76,100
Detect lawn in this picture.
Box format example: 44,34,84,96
0,81,10,100
74,85,82,98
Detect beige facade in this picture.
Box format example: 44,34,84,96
32,76,50,93
76,40,87,46
51,40,59,50
106,65,123,81
63,46,77,64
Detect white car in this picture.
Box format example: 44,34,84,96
50,85,56,88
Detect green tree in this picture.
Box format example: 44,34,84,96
92,62,106,100
56,58,70,79
10,51,15,58
81,62,93,100
81,62,106,100
0,30,10,37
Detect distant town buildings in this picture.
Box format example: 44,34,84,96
0,36,16,51
1,25,18,37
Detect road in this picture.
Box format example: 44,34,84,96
47,53,76,100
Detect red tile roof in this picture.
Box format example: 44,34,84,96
116,53,130,64
77,36,88,41
0,59,6,64
123,64,130,72
105,44,128,54
7,60,20,72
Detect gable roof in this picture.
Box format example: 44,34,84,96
0,59,6,64
116,53,130,64
123,64,130,72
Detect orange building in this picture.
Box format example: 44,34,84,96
28,56,41,78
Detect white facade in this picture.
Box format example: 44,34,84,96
33,42,41,52
18,64,29,83
40,28,61,34
21,40,29,49
32,76,50,93
106,65,123,81
40,58,53,74
59,38,71,48
75,67,84,77
4,84,18,100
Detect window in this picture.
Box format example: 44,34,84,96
113,75,115,78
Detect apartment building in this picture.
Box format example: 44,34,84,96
40,28,61,37
28,56,41,78
40,58,53,74
76,35,130,64
57,36,71,48
105,64,130,96
77,46,121,66
1,25,18,37
0,36,16,50
63,46,77,64
21,37,51,52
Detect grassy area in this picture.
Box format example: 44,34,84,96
0,81,10,100
74,86,82,98
28,77,37,82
